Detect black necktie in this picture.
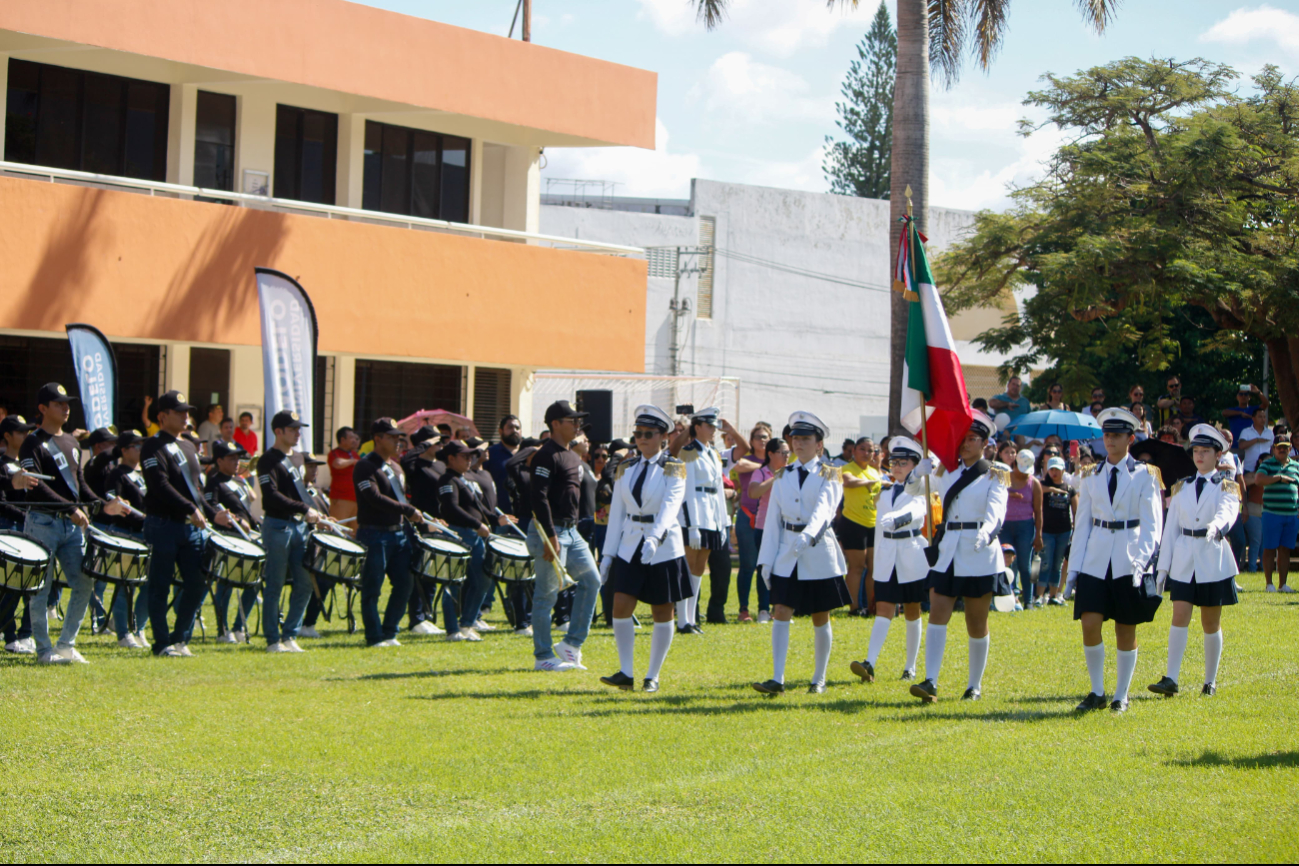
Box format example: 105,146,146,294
892,483,902,503
797,466,809,487
632,461,649,507
1108,467,1118,503
1195,477,1205,501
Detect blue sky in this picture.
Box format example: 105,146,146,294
357,1,1299,211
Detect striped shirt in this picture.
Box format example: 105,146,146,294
1258,456,1299,515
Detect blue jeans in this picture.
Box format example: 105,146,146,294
735,511,770,613
144,516,208,654
441,526,488,635
213,581,258,634
104,528,150,640
1245,511,1263,572
527,521,600,660
25,512,91,653
358,525,415,645
260,517,314,645
998,519,1037,605
1038,530,1071,591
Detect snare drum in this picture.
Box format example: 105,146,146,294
304,532,367,587
82,529,151,587
0,532,51,594
411,534,470,586
204,533,267,587
486,536,534,584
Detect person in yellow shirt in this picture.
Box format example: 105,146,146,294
837,437,884,615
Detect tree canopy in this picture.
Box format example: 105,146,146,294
824,1,896,199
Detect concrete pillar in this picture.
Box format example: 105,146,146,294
513,367,535,435
237,91,277,195
166,85,198,186
228,345,263,429
468,137,484,225
334,356,356,435
501,144,540,236
0,56,8,161
337,113,366,209
166,345,190,394
464,364,477,421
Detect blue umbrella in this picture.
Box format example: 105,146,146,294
1004,409,1102,441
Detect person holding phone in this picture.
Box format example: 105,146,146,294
1222,384,1268,446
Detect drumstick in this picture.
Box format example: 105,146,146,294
417,512,459,539
532,513,577,591
493,507,528,541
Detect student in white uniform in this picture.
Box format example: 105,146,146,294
851,436,930,684
752,411,850,695
1149,424,1239,698
1067,407,1164,713
675,407,730,634
911,410,1008,704
598,406,690,693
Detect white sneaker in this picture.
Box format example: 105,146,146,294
133,631,148,646
370,638,401,647
445,630,481,642
472,619,497,632
534,657,578,672
298,626,321,639
230,630,246,643
20,637,36,653
56,645,88,664
1266,583,1278,593
47,606,60,622
757,611,773,623
216,632,238,644
174,643,194,658
118,635,142,649
1281,585,1296,594
266,642,292,653
410,621,443,636
37,648,70,665
515,626,533,637
5,640,32,654
1235,582,1244,592
157,645,185,658
554,640,586,670
284,638,305,653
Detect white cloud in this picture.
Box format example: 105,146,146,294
930,122,1063,211
688,52,835,125
928,94,1059,211
1200,5,1299,55
636,0,875,57
541,117,702,199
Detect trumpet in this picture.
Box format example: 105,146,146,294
533,515,577,591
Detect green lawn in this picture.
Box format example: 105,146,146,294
2,572,1297,862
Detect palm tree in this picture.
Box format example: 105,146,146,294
692,0,1118,431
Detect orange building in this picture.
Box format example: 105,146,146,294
0,0,655,447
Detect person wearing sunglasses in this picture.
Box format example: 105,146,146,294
1040,382,1069,413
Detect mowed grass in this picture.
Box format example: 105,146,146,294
2,571,1297,863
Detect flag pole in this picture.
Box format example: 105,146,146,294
905,185,935,542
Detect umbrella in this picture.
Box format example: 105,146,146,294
1005,410,1101,442
1130,439,1195,492
396,409,479,439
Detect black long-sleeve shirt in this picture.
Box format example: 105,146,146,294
84,451,114,499
403,453,443,519
437,468,488,529
206,471,259,529
19,428,103,514
140,431,215,522
104,462,147,533
529,438,583,538
353,452,419,528
256,448,309,520
468,467,498,516
0,453,26,525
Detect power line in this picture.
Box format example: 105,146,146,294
713,247,893,293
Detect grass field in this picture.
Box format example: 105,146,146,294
2,570,1297,862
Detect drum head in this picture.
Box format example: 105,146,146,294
211,534,266,556
312,532,366,554
88,529,149,553
423,536,470,556
0,532,50,565
487,536,530,559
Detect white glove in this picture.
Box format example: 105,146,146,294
917,457,934,477
641,536,659,562
688,528,701,548
1065,571,1078,597
877,515,895,532
1209,526,1223,544
973,530,989,551
1156,571,1169,594
758,564,771,590
599,557,612,586
792,532,812,555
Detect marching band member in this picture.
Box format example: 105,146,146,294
435,439,508,643
597,405,689,693
105,430,149,648
299,454,338,639
672,408,738,634
911,410,1007,704
1149,424,1239,698
0,414,38,655
752,411,850,695
205,440,259,645
257,412,321,654
851,436,929,684
1066,407,1163,713
83,427,118,499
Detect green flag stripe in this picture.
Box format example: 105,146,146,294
904,221,931,397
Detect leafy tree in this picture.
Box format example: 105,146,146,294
936,58,1299,425
824,2,896,199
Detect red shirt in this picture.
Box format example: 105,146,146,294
328,448,359,501
233,427,259,455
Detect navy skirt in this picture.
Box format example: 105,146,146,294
1170,575,1238,608
929,563,996,599
1073,569,1162,625
769,566,851,617
874,568,929,605
609,546,693,606
682,526,727,552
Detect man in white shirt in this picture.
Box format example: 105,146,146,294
1238,407,1273,473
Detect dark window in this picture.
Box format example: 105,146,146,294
194,91,236,192
353,360,462,438
274,104,337,204
473,368,512,443
4,58,169,181
0,335,159,432
188,348,231,426
362,120,470,221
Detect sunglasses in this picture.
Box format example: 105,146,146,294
632,430,660,439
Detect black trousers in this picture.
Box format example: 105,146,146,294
705,542,733,623
303,576,338,627
0,590,32,643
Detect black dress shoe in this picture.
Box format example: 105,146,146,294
676,625,693,636
909,678,938,703
962,687,981,701
1075,692,1108,712
808,682,827,694
1201,683,1216,697
1148,676,1180,697
900,669,915,681
688,624,705,635
599,672,635,691
642,678,659,693
752,679,785,696
1110,698,1129,713
850,659,875,683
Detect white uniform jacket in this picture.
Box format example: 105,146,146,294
931,461,1009,577
757,455,847,581
1155,471,1239,584
679,440,729,534
873,476,931,585
602,453,687,566
1068,456,1163,581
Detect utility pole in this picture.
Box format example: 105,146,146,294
522,0,531,41
663,246,710,407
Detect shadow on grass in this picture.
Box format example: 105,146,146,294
410,688,602,701
334,667,522,682
1166,750,1299,770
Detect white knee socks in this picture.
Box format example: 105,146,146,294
677,573,704,628
1204,629,1223,686
771,619,791,684
646,621,674,680
904,617,922,675
1084,643,1106,696
1114,648,1138,703
613,617,636,677
924,623,947,683
812,622,833,686
1166,625,1189,683
968,635,990,691
866,616,892,667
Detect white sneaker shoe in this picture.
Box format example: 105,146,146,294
1281,585,1296,594
266,642,292,653
216,632,238,644
133,631,148,646
515,625,534,636
118,635,142,649
230,630,246,643
56,645,89,664
534,657,578,672
1235,582,1244,592
410,621,443,636
1266,583,1278,593
554,640,586,670
21,637,37,653
757,611,772,623
370,638,401,647
157,645,185,658
47,606,60,622
472,619,497,632
284,638,305,653
445,630,481,642
297,626,321,639
5,640,32,654
174,643,194,658
37,648,70,665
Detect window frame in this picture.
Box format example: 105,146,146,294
361,119,471,222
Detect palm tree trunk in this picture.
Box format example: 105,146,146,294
887,0,929,434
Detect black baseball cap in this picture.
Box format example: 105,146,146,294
304,453,327,466
410,425,440,446
155,390,195,414
438,440,473,461
464,436,488,451
86,427,118,448
37,383,75,405
114,430,145,451
271,410,307,430
0,415,36,436
608,438,630,453
371,417,401,438
210,440,247,461
544,400,587,425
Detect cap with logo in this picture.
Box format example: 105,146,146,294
633,404,673,434
787,410,828,441
0,415,36,437
438,440,474,461
464,436,489,451
1096,407,1139,434
1046,456,1067,471
210,440,248,462
889,436,925,462
690,406,721,425
371,417,401,438
271,410,306,430
37,383,75,405
86,427,118,448
544,400,588,425
155,390,195,414
968,409,996,440
410,425,440,446
1189,423,1228,453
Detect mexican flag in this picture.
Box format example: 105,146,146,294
895,217,973,471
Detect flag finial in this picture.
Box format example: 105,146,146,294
905,185,913,218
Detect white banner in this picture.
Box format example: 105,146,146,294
255,268,317,453
65,323,117,432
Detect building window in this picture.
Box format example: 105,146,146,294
5,58,169,181
194,91,236,192
473,368,513,442
353,360,462,438
274,104,337,204
362,120,470,222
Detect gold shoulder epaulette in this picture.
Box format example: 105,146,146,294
1222,479,1239,499
990,466,1011,486
664,460,686,479
819,463,842,483
1082,463,1099,478
615,460,632,481
774,465,787,479
1145,463,1163,491
680,447,700,464
1170,479,1184,497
